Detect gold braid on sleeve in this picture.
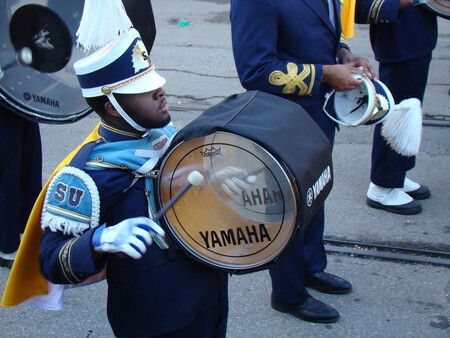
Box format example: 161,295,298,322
269,62,315,96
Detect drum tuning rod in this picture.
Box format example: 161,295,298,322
154,170,204,221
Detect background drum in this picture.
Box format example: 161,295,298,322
414,0,450,19
157,91,334,273
0,0,156,123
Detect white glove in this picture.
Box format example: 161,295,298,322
212,167,256,198
92,217,165,259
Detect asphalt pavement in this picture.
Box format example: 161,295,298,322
1,1,449,337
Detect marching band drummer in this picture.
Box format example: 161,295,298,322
355,0,436,214
35,27,230,338
231,0,373,323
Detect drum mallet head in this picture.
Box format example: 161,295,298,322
155,170,204,221
187,170,204,186
18,47,33,65
246,175,257,184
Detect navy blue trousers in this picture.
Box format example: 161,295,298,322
0,107,42,253
371,53,432,188
146,303,227,338
270,102,335,304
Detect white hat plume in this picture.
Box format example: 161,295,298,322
381,98,423,156
76,0,132,51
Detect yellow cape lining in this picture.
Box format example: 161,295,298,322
341,0,356,38
1,124,101,307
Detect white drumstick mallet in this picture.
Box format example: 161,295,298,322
19,47,33,65
0,47,33,79
149,171,204,250
154,170,204,221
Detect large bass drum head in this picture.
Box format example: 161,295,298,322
0,0,91,123
158,132,298,272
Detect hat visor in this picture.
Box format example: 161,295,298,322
114,69,166,95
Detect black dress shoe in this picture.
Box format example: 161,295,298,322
366,197,422,215
305,272,352,294
271,296,339,323
406,184,431,200
0,256,13,269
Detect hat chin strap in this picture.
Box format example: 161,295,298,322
107,93,148,133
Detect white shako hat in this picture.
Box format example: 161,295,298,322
73,0,166,132
323,74,395,127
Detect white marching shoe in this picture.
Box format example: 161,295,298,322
402,177,431,200
366,182,422,215
0,250,17,269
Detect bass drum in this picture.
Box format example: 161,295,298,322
158,131,299,272
0,0,89,123
0,0,156,123
157,91,334,273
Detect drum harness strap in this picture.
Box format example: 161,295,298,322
81,129,179,257
131,133,178,258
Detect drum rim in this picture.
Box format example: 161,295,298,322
425,1,450,20
157,131,300,272
0,91,92,123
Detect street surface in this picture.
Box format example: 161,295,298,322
1,1,449,337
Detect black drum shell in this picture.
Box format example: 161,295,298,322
165,91,333,248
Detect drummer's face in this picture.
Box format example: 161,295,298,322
116,87,170,130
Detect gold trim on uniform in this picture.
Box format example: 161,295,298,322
100,122,142,138
101,66,155,95
58,238,81,284
85,160,130,170
269,62,315,96
375,0,386,23
368,0,384,24
306,64,316,96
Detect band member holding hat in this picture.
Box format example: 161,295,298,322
355,0,436,214
231,0,374,323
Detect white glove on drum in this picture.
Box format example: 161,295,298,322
213,167,256,198
92,217,165,259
